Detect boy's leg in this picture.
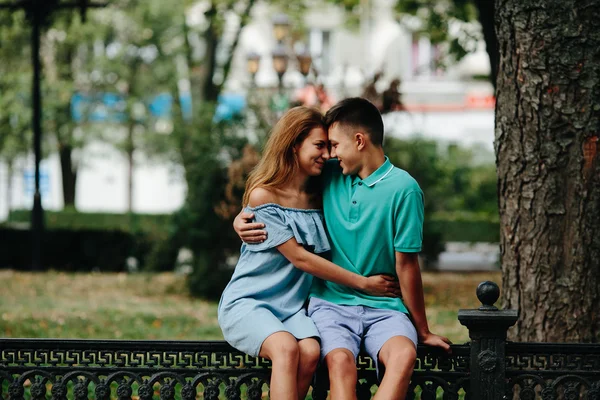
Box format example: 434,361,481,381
325,348,358,400
363,310,418,400
307,298,362,400
374,336,417,400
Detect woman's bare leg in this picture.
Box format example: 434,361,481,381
259,332,300,400
297,338,320,398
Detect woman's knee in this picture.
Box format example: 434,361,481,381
299,339,320,371
261,332,300,364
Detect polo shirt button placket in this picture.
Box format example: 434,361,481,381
350,197,359,221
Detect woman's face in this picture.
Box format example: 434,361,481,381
295,127,330,176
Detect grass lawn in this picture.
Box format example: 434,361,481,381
0,269,501,344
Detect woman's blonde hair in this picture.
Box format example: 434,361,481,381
243,107,325,206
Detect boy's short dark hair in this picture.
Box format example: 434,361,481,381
324,97,384,146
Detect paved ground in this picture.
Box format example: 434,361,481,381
434,242,500,271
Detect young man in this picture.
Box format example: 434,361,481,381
234,98,450,400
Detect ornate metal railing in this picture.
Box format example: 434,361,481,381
0,339,469,400
1,282,599,399
505,343,600,399
315,345,470,399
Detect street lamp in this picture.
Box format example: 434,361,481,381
246,12,314,117
272,13,290,43
272,45,288,89
246,51,260,86
296,49,313,78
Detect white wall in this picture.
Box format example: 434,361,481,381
0,142,186,222
383,109,495,153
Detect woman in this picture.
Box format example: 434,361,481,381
218,107,399,399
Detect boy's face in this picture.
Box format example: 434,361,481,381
328,123,362,176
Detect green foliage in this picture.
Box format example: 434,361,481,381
396,0,481,66
385,138,446,264
322,0,482,67
431,212,499,243
0,12,32,165
167,102,253,300
8,208,170,232
6,209,177,271
385,138,497,215
384,137,499,261
0,227,135,271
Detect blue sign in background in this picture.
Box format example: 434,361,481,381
71,92,196,123
23,169,50,197
70,92,244,123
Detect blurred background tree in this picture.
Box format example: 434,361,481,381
385,137,497,267
328,0,496,87
0,12,33,212
395,0,496,87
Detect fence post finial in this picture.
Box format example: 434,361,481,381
458,281,518,400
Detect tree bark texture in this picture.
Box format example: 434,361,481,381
495,0,600,342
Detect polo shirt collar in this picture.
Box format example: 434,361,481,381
352,156,394,187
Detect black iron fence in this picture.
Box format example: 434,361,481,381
1,282,599,399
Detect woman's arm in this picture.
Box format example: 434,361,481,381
277,238,400,298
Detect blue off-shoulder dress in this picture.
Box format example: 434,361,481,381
218,204,331,357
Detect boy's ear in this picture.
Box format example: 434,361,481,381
355,132,367,150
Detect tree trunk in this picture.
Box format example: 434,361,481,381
215,0,256,96
127,122,134,212
6,158,13,213
200,1,256,102
201,4,219,102
495,0,600,342
59,143,77,208
473,0,498,90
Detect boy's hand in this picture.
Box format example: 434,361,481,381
233,211,267,243
419,331,452,353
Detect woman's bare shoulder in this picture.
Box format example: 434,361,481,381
247,187,279,207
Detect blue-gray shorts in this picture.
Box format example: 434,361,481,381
307,297,418,378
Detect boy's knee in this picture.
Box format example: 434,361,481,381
381,344,416,372
325,349,356,375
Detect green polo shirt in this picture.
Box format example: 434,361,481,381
310,156,424,313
